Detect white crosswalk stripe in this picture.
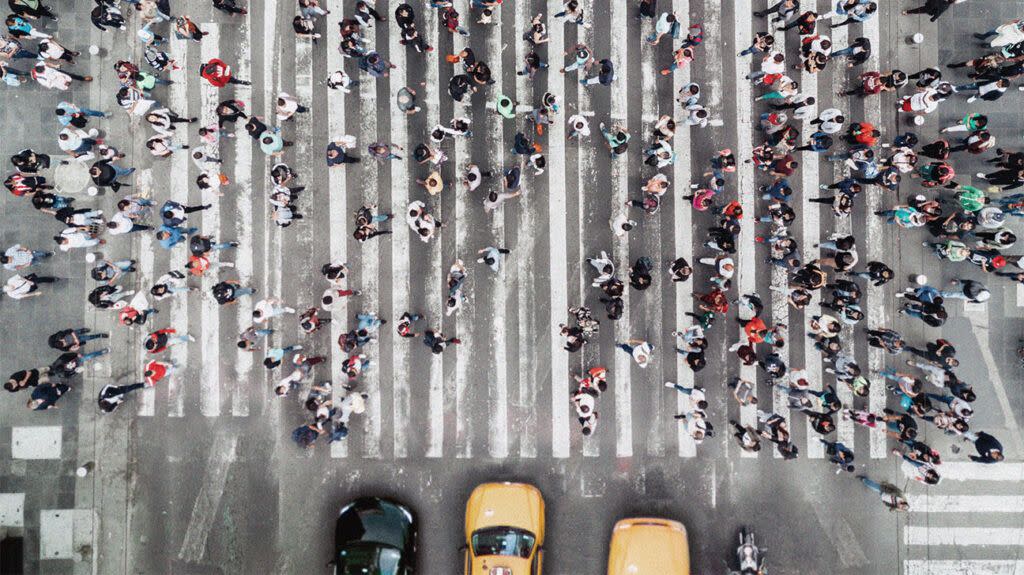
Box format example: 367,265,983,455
423,5,445,460
136,170,157,417
231,9,255,419
166,32,190,419
199,23,221,418
355,34,382,459
733,0,759,455
453,0,479,460
905,561,1024,575
672,0,696,458
388,0,412,461
609,0,633,460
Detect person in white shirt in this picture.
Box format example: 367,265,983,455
336,391,367,425
675,409,712,443
461,164,492,192
190,148,222,172
746,51,785,83
275,92,308,121
150,271,194,301
253,298,296,324
976,19,1024,47
610,213,636,238
145,134,188,158
665,382,709,412
586,251,615,286
810,107,845,134
57,126,98,156
144,107,196,136
482,189,521,213
617,338,654,368
32,61,90,90
683,104,710,128
476,246,510,272
326,69,355,92
1,245,52,271
567,113,590,139
54,227,103,252
571,385,599,436
105,212,151,235
4,273,58,299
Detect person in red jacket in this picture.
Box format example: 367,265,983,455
144,359,175,386
200,58,250,87
846,122,880,147
144,328,193,354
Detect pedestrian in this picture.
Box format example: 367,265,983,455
1,244,52,270
48,328,108,352
144,329,193,354
964,431,1004,463
476,246,510,271
616,338,654,368
253,298,296,324
4,367,51,393
27,382,70,410
200,57,250,87
3,273,58,299
857,476,909,511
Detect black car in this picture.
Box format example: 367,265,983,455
334,497,417,575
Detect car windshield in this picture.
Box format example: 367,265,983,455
471,527,536,558
336,543,402,575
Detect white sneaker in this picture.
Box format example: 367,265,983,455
664,381,677,388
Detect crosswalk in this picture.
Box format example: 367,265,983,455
88,0,1007,478
903,462,1024,574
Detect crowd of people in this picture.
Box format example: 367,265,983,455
1,0,1013,510
562,0,1008,511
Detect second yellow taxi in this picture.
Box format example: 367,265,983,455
463,482,545,575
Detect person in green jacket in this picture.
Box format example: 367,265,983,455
496,93,516,119
940,112,987,133
955,185,988,212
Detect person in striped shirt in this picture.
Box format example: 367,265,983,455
1,244,52,270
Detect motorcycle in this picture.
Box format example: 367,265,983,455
728,528,766,575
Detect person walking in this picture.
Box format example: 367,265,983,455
964,431,1004,463
616,338,654,368
27,382,71,410
200,57,250,87
1,244,52,270
3,273,58,299
858,476,909,511
97,382,149,412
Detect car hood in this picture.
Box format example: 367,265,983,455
471,555,532,575
465,483,544,537
336,498,415,551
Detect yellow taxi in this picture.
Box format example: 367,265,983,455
463,482,545,575
607,517,690,575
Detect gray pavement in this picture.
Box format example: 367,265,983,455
1,1,1023,574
